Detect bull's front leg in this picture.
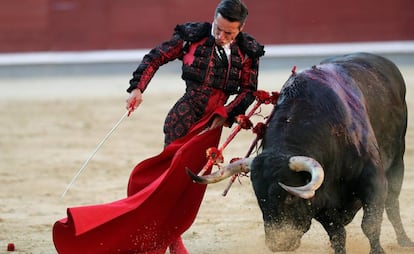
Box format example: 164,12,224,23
359,163,387,254
318,218,347,254
361,203,385,254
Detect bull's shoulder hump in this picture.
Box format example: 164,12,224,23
320,52,377,64
320,52,397,70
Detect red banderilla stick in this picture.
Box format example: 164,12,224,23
197,101,262,177
222,107,276,196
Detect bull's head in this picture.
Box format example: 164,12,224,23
187,155,324,251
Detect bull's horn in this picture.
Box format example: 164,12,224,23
186,157,253,184
278,156,324,199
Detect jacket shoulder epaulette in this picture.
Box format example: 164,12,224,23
174,22,211,42
237,33,265,58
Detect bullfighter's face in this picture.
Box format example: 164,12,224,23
212,13,243,46
250,153,313,251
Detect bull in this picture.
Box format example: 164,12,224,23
188,53,413,253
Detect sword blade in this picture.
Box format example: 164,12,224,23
61,110,130,198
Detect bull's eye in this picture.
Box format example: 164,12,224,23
284,194,295,205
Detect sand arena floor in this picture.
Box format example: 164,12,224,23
1,54,414,253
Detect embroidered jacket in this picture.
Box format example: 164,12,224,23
128,22,264,145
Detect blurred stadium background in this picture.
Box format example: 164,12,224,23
0,0,413,74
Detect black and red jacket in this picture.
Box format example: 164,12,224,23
128,22,264,144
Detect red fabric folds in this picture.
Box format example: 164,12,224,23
53,106,227,254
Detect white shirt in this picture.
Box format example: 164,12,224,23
211,24,231,59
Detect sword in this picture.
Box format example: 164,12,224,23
61,100,136,198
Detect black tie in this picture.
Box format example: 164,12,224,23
216,45,228,66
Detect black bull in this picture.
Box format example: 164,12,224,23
188,53,413,253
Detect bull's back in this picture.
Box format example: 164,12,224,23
322,53,407,169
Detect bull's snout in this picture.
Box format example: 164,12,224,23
264,224,302,252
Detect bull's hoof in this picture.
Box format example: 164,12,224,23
333,249,346,254
398,237,414,247
369,246,385,254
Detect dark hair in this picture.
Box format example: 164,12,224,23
215,0,248,24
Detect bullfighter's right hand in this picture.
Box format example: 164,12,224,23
126,88,143,114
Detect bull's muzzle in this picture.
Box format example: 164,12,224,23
265,224,302,252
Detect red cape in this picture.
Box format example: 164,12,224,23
53,107,226,254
